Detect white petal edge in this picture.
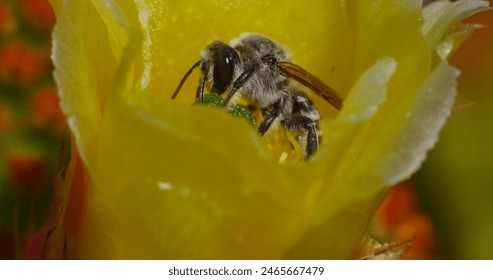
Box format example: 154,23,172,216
422,0,490,52
338,58,397,123
377,60,460,186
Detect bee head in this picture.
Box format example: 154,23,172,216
201,41,240,95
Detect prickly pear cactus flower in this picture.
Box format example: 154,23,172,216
47,0,489,259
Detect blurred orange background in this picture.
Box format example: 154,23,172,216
0,0,63,259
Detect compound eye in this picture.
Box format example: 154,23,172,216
262,55,277,67
212,45,238,94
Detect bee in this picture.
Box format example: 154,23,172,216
172,33,343,161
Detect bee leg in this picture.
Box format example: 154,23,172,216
223,67,255,107
281,116,319,161
258,100,282,136
195,68,209,103
304,123,319,160
258,110,280,136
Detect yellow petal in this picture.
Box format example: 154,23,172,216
49,0,488,259
52,1,120,168
284,58,397,258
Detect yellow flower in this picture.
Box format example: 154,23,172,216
47,0,489,259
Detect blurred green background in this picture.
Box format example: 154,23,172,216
0,0,492,259
414,6,493,259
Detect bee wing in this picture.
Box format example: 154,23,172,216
278,62,343,110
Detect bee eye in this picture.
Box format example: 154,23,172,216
262,55,277,67
212,45,239,94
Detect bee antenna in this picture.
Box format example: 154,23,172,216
171,60,201,99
